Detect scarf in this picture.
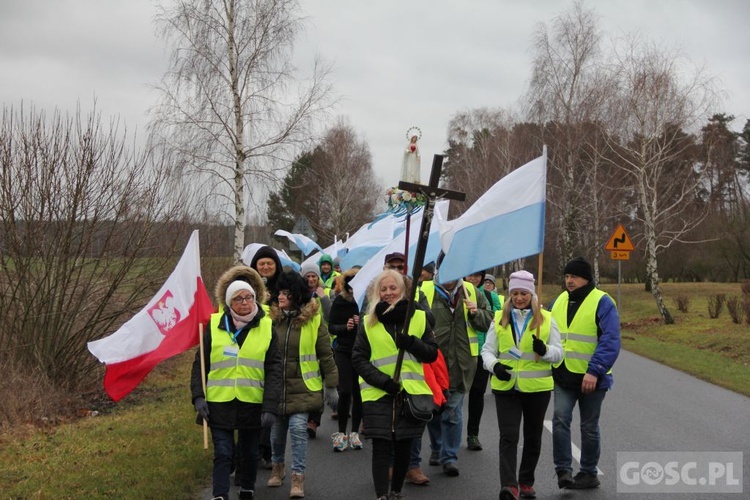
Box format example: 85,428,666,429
375,298,409,326
230,303,258,330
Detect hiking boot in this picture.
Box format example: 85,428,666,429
519,484,536,498
306,421,317,439
267,463,285,487
556,470,574,489
499,485,519,500
405,467,430,485
570,471,600,489
429,450,440,466
331,431,348,452
467,435,482,450
238,489,254,500
389,492,403,499
349,431,363,450
289,473,305,498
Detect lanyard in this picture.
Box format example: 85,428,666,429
511,309,532,346
224,316,243,345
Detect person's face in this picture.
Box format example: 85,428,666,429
230,291,256,315
419,269,433,283
441,279,458,291
564,274,589,292
278,289,292,310
384,259,406,275
305,272,319,289
410,135,418,144
483,279,495,291
334,264,341,273
465,273,483,287
379,276,402,305
321,262,332,274
256,258,276,278
510,289,532,309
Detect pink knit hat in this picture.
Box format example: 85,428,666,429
508,270,535,294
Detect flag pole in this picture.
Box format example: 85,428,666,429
199,322,209,450
535,253,544,363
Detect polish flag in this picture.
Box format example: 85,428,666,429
88,230,213,401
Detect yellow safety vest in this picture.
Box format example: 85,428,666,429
419,280,479,356
359,310,432,402
206,312,272,403
298,313,323,392
550,289,612,374
490,309,553,392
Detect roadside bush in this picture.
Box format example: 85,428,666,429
707,294,725,319
0,104,196,426
674,294,690,313
726,296,744,324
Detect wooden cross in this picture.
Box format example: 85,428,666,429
393,154,465,382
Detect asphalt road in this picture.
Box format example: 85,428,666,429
200,350,749,499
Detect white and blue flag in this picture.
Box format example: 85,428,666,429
436,153,547,283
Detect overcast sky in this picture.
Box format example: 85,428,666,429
1,0,748,190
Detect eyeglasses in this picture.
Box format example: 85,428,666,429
232,295,255,304
386,264,405,271
278,290,291,297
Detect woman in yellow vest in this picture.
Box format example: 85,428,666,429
266,271,338,499
190,266,282,500
352,269,439,500
481,271,563,500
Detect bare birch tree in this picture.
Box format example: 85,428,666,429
525,1,609,275
150,0,334,262
602,38,718,324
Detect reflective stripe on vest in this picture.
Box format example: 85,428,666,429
490,309,554,393
359,310,432,402
550,289,613,374
206,312,272,403
299,313,323,391
419,280,479,356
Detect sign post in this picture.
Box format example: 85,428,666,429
604,224,635,309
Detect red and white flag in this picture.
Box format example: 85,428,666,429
88,230,213,401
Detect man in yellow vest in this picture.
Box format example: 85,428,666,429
421,266,493,477
550,257,621,490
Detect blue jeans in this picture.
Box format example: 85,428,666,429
211,427,259,499
552,385,607,475
427,391,465,465
271,412,309,474
409,431,423,469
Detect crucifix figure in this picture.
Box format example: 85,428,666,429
393,154,465,382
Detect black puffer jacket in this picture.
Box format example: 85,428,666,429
190,265,282,429
328,269,360,353
351,304,438,441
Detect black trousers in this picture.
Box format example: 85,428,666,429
494,390,551,487
334,349,363,434
467,355,490,436
371,436,413,497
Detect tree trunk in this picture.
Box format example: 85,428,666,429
641,174,674,324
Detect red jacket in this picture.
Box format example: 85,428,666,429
424,349,449,412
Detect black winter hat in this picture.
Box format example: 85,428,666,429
564,257,593,282
275,270,313,307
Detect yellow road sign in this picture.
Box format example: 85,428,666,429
605,224,635,252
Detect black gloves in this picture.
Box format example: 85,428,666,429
383,378,401,395
194,396,209,421
532,335,547,356
493,363,513,381
395,332,414,350
261,412,276,429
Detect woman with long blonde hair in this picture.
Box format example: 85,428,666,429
481,270,563,500
352,269,438,500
